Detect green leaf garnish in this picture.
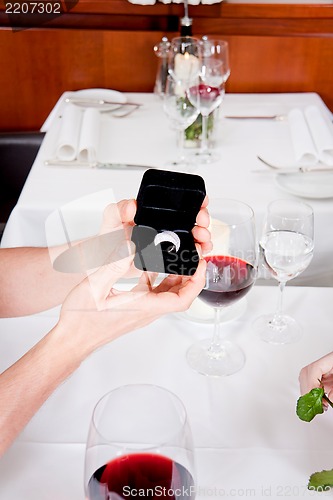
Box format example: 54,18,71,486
296,387,325,422
308,469,333,491
296,384,333,490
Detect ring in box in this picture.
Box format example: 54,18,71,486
132,169,206,276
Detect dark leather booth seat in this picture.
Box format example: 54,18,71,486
0,132,45,226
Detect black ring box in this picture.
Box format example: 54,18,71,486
132,169,206,276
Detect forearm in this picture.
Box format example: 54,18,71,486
0,323,86,456
0,247,84,317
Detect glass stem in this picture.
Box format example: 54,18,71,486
273,281,286,325
176,128,187,163
201,114,208,154
209,308,222,355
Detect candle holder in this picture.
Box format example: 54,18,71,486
153,36,170,97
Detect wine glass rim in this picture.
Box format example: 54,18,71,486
208,198,255,225
267,198,314,219
170,36,201,43
201,39,229,47
91,383,189,449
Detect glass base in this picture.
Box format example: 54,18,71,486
164,157,189,170
253,313,302,344
190,150,220,165
186,338,245,377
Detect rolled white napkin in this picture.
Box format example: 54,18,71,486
305,105,333,167
257,105,333,169
78,108,101,163
288,108,317,166
55,104,82,161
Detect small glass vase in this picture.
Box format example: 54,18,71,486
184,108,218,149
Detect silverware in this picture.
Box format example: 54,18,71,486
252,168,333,175
256,155,333,173
65,97,142,107
103,104,141,118
224,115,286,121
44,160,156,170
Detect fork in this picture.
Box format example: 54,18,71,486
104,104,140,118
256,155,333,173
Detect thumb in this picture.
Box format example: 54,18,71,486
100,199,136,234
87,241,135,304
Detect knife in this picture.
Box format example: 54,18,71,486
223,115,285,121
44,160,156,170
64,98,142,107
252,167,333,175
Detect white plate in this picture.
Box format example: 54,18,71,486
41,88,126,132
176,297,247,325
73,88,127,110
275,172,333,199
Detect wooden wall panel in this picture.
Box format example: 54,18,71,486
0,29,162,130
0,2,332,131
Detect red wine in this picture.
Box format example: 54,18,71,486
200,255,255,307
187,83,223,115
87,453,194,500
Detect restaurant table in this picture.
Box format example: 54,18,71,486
0,285,333,499
1,92,333,286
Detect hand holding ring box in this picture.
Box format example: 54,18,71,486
131,169,206,276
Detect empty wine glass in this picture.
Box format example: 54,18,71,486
186,199,257,377
253,199,314,344
163,74,199,167
164,37,202,167
187,39,229,164
84,384,195,500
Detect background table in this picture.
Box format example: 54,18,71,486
1,92,333,497
1,92,333,286
0,286,332,499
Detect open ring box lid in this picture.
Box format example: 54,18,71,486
132,169,206,276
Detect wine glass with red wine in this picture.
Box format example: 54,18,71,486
186,199,257,377
84,384,195,500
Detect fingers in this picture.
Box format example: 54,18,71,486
178,258,207,300
155,259,206,313
192,226,212,255
153,274,184,294
87,242,135,305
133,271,159,292
201,195,209,209
194,199,211,255
118,199,137,223
299,352,333,395
195,240,212,259
192,225,211,244
101,199,136,233
196,206,210,228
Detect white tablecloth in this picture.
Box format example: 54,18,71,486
0,286,332,499
1,92,333,286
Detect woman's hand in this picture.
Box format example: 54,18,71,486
56,246,207,358
299,352,333,402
